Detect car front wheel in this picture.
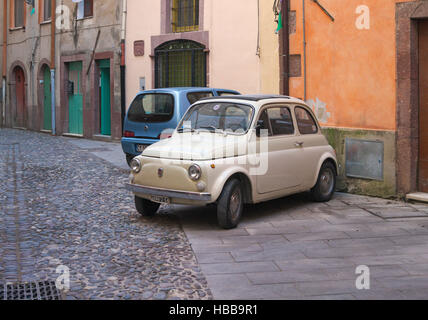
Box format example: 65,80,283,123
311,161,336,202
134,196,160,216
217,179,244,229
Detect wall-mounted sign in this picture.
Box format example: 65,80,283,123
134,41,145,57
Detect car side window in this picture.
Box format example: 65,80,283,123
187,92,214,104
295,107,318,134
267,107,294,136
257,109,272,136
218,91,240,96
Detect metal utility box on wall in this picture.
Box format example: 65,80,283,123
345,138,384,181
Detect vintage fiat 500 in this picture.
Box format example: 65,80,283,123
125,95,338,229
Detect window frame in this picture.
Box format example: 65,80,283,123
77,0,94,20
154,40,207,88
171,0,199,33
186,91,213,105
127,93,175,123
266,106,295,136
39,0,52,24
256,105,296,137
10,0,26,29
294,105,320,135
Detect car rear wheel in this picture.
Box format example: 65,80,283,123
126,154,134,167
134,196,160,216
217,179,243,229
311,162,336,202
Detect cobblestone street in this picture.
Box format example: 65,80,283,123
2,128,428,300
0,129,211,300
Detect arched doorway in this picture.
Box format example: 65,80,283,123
41,64,52,131
13,66,26,128
155,40,207,88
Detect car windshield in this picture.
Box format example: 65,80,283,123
127,93,174,123
178,102,254,134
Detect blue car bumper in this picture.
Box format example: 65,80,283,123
121,137,160,157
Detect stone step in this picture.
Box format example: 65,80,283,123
406,192,428,204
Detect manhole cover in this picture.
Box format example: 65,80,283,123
0,281,63,300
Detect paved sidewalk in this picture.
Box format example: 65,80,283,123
65,137,129,171
171,194,428,300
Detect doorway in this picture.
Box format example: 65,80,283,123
98,59,111,136
67,61,83,135
419,20,428,192
13,66,26,128
42,66,52,131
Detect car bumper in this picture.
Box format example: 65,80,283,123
121,137,160,156
125,183,212,202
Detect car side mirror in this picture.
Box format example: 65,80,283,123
255,120,264,137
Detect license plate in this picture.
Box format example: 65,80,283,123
136,144,148,153
150,196,170,204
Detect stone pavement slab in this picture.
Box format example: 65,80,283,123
173,191,428,300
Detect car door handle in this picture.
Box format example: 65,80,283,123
295,141,304,147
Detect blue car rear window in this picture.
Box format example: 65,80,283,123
127,93,174,123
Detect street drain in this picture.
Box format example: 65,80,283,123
0,281,63,300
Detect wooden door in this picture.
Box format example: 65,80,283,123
43,67,52,130
419,21,428,192
14,67,25,128
99,59,111,136
68,61,83,135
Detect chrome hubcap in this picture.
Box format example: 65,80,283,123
229,188,241,220
319,168,334,196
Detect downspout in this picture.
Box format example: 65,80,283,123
120,0,127,132
281,0,289,95
302,0,307,100
2,0,7,126
51,0,56,135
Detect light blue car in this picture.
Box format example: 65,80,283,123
121,87,240,165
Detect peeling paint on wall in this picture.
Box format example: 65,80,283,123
306,97,331,124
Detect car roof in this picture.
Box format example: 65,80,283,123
136,87,239,94
196,94,306,106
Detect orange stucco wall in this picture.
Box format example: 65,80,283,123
289,0,416,130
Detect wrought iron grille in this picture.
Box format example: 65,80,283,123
172,0,199,32
155,40,206,88
1,281,63,300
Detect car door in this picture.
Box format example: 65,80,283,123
293,106,324,187
256,106,303,194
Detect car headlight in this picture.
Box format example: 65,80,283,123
188,164,202,181
130,158,142,173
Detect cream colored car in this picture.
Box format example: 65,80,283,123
125,95,338,229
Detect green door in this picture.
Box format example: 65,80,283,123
99,59,111,136
43,67,52,130
68,61,83,135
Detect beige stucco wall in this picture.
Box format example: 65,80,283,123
125,0,280,107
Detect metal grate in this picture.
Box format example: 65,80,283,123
155,40,206,88
0,281,63,300
172,0,199,33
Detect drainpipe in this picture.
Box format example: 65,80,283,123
302,0,307,101
280,0,290,95
50,0,56,135
2,0,7,126
120,0,127,131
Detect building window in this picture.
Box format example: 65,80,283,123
77,0,93,19
172,0,199,33
39,0,51,22
12,0,25,28
155,40,206,88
